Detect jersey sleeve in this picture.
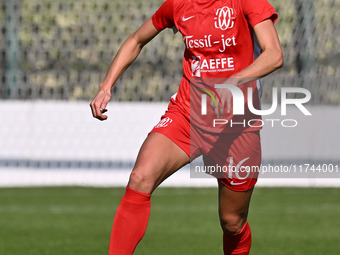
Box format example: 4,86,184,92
241,0,278,27
151,0,175,31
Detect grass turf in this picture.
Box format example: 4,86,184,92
0,187,339,255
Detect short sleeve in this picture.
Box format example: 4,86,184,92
151,0,175,31
241,0,278,27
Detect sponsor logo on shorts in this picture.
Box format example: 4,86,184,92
230,180,247,186
154,117,173,128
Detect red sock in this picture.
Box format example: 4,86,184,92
108,186,151,255
223,222,252,255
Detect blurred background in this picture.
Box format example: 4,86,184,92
0,0,339,187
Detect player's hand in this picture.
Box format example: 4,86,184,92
211,88,233,118
90,89,111,120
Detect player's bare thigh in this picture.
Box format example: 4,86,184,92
128,132,190,194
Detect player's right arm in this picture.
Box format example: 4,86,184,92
90,18,160,120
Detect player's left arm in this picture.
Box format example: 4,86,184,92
213,19,283,117
231,19,283,84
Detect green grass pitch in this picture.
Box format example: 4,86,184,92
0,187,339,255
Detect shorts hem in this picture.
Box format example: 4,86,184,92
218,178,258,192
149,129,190,157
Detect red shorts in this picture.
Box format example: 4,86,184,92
150,100,261,191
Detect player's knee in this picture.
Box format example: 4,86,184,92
128,169,155,194
220,214,246,234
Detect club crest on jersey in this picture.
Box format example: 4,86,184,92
214,7,235,30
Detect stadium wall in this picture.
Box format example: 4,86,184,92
0,101,339,187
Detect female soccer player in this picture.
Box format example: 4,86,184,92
90,0,283,254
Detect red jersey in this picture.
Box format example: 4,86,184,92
152,0,278,133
